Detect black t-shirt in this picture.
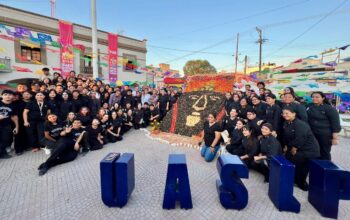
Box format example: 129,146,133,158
76,115,92,127
204,121,221,147
0,101,17,127
44,122,64,140
69,127,84,142
159,95,169,109
25,101,49,122
150,108,159,118
86,125,102,139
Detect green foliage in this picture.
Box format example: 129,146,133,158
183,60,217,76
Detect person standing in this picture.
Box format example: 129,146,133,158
23,92,50,152
282,107,320,191
0,90,19,159
282,93,308,122
307,92,341,160
158,88,169,121
14,91,31,155
265,93,282,134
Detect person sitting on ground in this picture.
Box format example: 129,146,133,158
133,103,144,129
252,123,282,182
226,119,245,155
86,118,104,151
149,104,160,123
108,111,123,142
38,119,88,176
41,113,65,155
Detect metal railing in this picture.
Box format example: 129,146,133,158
80,66,102,76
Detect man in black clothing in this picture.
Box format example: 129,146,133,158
0,90,19,159
158,88,169,121
71,90,83,113
265,93,282,133
38,119,87,176
149,104,160,123
143,102,151,127
121,89,133,108
246,109,263,137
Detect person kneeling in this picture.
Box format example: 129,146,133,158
252,123,282,182
38,119,87,176
200,113,221,162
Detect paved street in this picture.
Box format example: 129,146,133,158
0,130,349,220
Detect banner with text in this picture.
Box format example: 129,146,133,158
59,20,74,78
108,33,118,82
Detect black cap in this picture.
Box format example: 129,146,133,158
1,90,15,95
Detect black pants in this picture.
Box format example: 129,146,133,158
252,160,270,181
26,121,45,149
0,126,12,155
40,138,58,150
87,136,103,151
14,125,30,153
287,152,310,186
226,144,240,155
314,133,332,160
108,133,123,143
159,108,167,121
44,139,78,169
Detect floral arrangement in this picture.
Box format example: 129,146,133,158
150,120,160,134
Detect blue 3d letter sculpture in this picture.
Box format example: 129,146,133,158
163,154,193,209
216,154,249,210
100,152,135,208
268,156,300,213
308,160,350,219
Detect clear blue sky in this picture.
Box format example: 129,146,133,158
1,0,350,72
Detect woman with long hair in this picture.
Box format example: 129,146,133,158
65,112,76,127
108,111,123,142
306,91,341,160
235,125,259,167
86,118,104,151
76,107,92,128
41,113,65,155
200,113,221,162
226,119,245,155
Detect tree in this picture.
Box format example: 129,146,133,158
183,60,217,76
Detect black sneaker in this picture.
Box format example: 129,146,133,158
16,151,23,156
0,153,12,159
39,165,49,176
38,162,46,170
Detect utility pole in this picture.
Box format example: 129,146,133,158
244,55,248,75
256,27,262,73
235,33,239,74
91,0,98,80
50,0,56,18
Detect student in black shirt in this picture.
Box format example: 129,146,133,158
306,91,341,160
221,108,239,134
231,93,241,111
282,93,308,122
200,113,221,162
108,111,123,142
0,90,19,159
252,95,268,120
41,114,64,154
71,90,83,113
143,102,151,127
238,98,253,120
133,103,144,129
265,93,282,134
23,92,50,152
14,91,31,155
123,109,134,134
233,125,259,168
88,91,100,117
252,123,282,182
100,114,111,143
282,107,320,191
226,119,245,155
247,109,263,137
38,119,87,176
168,91,178,110
86,119,104,151
76,107,92,128
46,89,60,116
224,92,234,116
59,92,74,121
158,88,169,121
149,104,160,123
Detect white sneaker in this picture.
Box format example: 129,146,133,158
44,148,51,155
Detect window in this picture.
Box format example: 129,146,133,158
21,46,41,62
14,39,47,65
123,54,137,71
84,55,92,67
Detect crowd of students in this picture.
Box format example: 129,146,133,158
0,69,342,189
0,69,181,176
200,82,341,191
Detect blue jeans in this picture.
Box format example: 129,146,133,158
201,145,220,162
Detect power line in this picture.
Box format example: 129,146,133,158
264,0,349,59
148,45,232,56
154,0,312,40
